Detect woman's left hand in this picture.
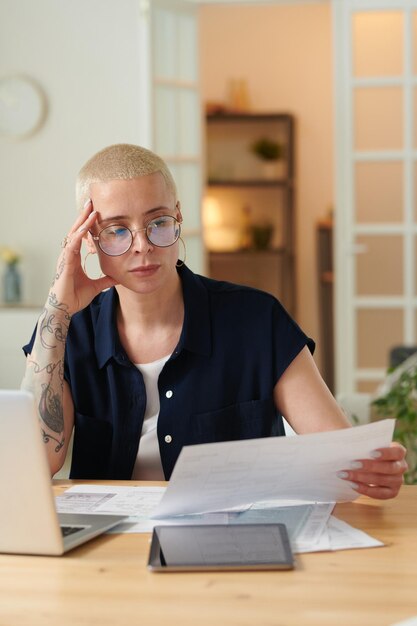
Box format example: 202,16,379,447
337,442,408,500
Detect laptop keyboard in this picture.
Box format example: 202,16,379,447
60,525,86,537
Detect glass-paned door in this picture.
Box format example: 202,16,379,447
139,0,204,273
333,0,417,394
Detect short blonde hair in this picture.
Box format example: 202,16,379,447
76,143,177,211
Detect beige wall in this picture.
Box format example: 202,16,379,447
199,2,333,368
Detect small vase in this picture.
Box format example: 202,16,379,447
251,224,274,250
3,263,21,303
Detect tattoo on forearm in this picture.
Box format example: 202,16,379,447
39,382,64,434
42,428,64,453
23,292,72,455
29,358,58,377
51,255,65,287
39,294,71,350
39,313,66,349
28,358,64,391
48,292,71,320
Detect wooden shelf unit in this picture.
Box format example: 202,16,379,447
205,112,296,315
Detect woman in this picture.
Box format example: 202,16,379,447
22,144,407,498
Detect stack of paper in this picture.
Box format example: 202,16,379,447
56,421,393,552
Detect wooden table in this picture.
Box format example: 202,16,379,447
1,482,416,626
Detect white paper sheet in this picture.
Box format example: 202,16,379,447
56,485,383,553
56,485,166,532
326,516,384,550
56,485,332,543
152,420,395,518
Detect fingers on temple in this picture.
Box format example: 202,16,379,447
68,200,94,235
65,211,97,255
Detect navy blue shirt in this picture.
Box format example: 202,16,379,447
25,265,314,480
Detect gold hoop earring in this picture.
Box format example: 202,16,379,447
176,237,186,268
83,251,104,278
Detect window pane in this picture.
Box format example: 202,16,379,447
175,163,202,230
355,161,403,223
356,235,403,296
412,88,417,149
414,310,417,341
412,11,417,75
154,85,177,155
154,8,176,79
354,87,403,151
182,234,204,274
414,236,417,297
356,380,383,394
353,11,403,78
178,89,200,156
178,13,197,82
357,309,403,369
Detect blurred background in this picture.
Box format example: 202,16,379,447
0,0,413,407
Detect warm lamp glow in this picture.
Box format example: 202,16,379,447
202,195,243,252
202,196,223,228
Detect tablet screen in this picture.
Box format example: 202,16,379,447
148,523,294,571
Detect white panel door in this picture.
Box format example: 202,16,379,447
334,0,417,394
139,0,205,274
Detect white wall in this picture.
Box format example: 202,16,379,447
0,0,149,387
0,0,146,307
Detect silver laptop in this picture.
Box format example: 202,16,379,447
0,389,127,556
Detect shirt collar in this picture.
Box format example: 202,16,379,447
94,264,211,368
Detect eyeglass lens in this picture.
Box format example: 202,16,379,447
98,215,180,256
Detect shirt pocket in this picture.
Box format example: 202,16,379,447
188,398,277,445
70,412,113,479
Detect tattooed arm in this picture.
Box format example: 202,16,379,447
21,294,75,474
21,201,117,476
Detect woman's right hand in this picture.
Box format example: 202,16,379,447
50,200,117,315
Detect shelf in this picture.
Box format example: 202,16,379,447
206,112,293,123
209,248,286,301
0,302,43,310
205,111,296,314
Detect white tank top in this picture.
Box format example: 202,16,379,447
131,354,170,481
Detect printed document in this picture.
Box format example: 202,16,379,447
56,485,382,552
153,420,395,518
55,420,394,552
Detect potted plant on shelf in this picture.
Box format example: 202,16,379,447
250,221,274,250
371,354,417,484
250,137,283,179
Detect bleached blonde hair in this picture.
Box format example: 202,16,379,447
76,143,177,211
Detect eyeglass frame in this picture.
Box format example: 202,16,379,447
89,214,182,257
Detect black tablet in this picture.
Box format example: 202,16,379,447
147,523,294,572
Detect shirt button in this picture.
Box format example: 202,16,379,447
165,390,173,399
164,435,172,443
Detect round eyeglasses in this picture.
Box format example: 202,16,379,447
90,215,181,257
